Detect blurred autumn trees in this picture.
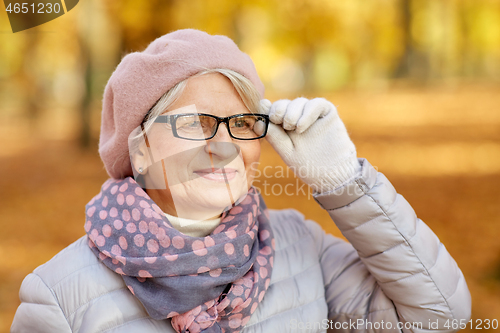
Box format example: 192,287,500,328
1,3,500,329
0,0,500,148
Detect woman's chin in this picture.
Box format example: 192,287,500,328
202,183,247,204
179,179,248,212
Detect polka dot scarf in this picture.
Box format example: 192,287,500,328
85,177,275,333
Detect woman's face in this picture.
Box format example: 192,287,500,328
134,73,261,220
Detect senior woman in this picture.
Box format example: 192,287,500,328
12,29,470,333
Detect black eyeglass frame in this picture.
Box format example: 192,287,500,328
153,113,270,141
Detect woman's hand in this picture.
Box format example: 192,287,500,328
260,98,360,193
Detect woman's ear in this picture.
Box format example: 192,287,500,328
130,139,152,175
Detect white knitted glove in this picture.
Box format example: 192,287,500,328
260,98,361,193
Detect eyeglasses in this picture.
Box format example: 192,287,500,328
153,113,269,141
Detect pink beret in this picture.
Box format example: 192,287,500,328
99,29,265,179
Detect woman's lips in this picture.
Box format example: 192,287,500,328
194,168,238,182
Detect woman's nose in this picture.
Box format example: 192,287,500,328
211,123,232,142
204,125,239,159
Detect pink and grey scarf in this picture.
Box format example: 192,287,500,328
85,177,275,333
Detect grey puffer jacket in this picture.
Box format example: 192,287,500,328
11,159,471,332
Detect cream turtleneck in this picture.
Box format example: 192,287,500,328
164,213,222,237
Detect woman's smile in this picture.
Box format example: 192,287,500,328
193,167,238,182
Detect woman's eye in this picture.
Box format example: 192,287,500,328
176,118,216,136
187,121,200,128
179,121,201,129
176,116,201,128
234,119,251,128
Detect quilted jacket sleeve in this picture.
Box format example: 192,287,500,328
11,273,72,333
310,158,471,332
